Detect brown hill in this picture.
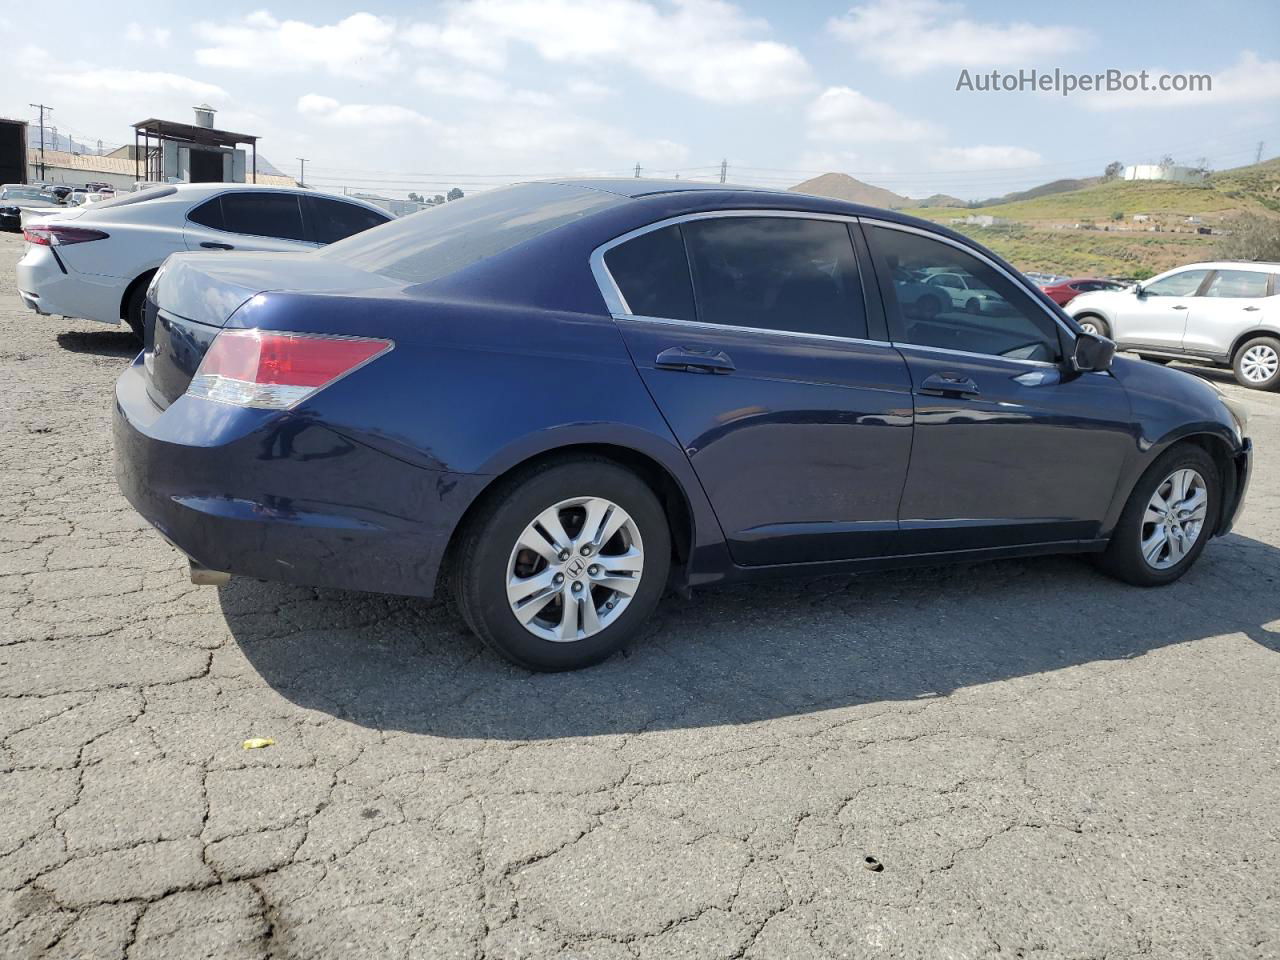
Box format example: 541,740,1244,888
789,172,909,209
917,193,966,208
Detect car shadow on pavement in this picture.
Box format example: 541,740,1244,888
220,534,1280,740
55,329,139,358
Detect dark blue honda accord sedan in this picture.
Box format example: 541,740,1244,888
115,179,1252,670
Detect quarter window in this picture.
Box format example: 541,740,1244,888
867,225,1062,363
305,196,391,245
219,193,308,242
1201,269,1269,299
1143,269,1210,297
603,224,696,322
681,217,868,338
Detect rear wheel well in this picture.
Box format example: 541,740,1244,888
437,444,694,597
1228,327,1280,361
119,269,156,321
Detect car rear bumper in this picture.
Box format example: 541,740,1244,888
113,357,487,599
15,244,126,325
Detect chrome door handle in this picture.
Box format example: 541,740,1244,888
655,346,735,374
1171,305,1188,310
1243,306,1261,312
920,372,980,397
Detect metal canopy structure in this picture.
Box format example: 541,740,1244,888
131,118,258,184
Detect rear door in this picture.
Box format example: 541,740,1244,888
598,213,913,566
184,191,315,253
1183,268,1274,357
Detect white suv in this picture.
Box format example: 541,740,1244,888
15,183,391,339
1068,261,1280,390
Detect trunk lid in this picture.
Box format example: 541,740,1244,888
145,251,396,408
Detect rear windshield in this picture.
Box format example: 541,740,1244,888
317,182,620,283
91,186,178,209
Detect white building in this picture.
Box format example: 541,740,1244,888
1122,164,1208,184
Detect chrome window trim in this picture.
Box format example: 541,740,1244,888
589,209,863,321
589,209,1080,369
857,217,1078,344
612,312,890,350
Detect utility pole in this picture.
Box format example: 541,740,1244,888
29,103,50,182
1257,141,1266,164
719,158,727,183
634,162,640,178
296,157,309,187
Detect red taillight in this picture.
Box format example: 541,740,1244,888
186,330,393,410
24,226,109,246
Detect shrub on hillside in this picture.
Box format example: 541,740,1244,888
1214,214,1280,261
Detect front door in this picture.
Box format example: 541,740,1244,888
864,222,1135,552
1114,268,1211,350
599,215,914,565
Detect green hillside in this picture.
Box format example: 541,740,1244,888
889,157,1280,276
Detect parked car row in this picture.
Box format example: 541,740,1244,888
15,183,391,336
100,179,1252,670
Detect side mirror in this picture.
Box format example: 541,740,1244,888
1073,331,1115,372
1133,283,1146,298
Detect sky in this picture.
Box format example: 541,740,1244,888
2,0,1278,201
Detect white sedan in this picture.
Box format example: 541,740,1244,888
16,183,391,338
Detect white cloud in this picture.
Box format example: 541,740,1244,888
414,67,554,107
196,12,399,79
566,78,615,102
806,87,936,143
125,23,171,47
932,145,1042,169
1080,52,1280,111
406,0,814,104
297,94,432,128
45,67,226,101
829,0,1086,76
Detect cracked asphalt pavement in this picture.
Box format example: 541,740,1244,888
1,228,1278,959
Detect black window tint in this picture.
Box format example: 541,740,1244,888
868,225,1062,363
220,192,307,242
306,196,391,245
319,182,621,283
681,217,867,338
604,225,695,321
187,197,223,230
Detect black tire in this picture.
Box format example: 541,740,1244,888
453,457,671,671
1095,444,1219,587
1075,314,1110,338
123,278,148,341
1231,335,1280,391
964,298,981,315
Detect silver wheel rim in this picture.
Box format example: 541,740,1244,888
1078,320,1099,336
1240,344,1278,384
506,496,644,643
1140,468,1208,570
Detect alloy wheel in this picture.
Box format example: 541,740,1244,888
1078,320,1100,336
1239,343,1279,384
1140,468,1208,570
506,496,645,642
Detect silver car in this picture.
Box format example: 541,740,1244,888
1068,261,1280,390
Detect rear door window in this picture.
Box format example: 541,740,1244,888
1201,269,1269,299
681,216,868,338
187,196,224,230
219,192,308,242
603,225,695,322
305,196,391,245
